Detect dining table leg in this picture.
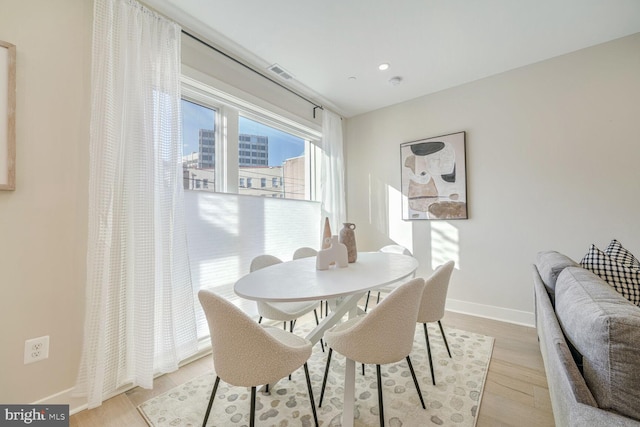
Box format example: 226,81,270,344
341,300,360,427
342,357,356,427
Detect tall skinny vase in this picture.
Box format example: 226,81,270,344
322,217,332,249
339,223,357,263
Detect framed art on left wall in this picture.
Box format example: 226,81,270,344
400,131,467,220
0,40,16,191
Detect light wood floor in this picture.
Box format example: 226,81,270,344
69,309,555,427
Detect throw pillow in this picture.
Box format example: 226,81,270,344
605,239,640,268
580,244,640,306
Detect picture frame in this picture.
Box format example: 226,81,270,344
0,40,16,191
400,131,467,220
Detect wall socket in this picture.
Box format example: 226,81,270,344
24,336,49,364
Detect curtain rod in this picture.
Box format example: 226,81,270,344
181,30,324,118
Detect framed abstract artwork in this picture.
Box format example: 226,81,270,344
0,40,16,191
400,131,467,220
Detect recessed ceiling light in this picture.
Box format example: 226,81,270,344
378,63,390,71
348,76,357,81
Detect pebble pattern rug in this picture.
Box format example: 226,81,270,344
138,323,494,427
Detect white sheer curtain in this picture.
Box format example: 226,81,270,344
320,109,347,233
75,0,197,408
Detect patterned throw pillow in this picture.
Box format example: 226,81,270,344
580,244,640,306
605,239,640,268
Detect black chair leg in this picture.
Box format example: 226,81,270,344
438,320,452,358
303,363,319,427
202,376,220,427
376,364,385,427
319,348,333,407
258,316,262,324
364,290,371,312
362,363,365,375
423,323,436,385
250,386,256,427
406,356,426,409
376,291,381,304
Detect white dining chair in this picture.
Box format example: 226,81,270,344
417,260,455,385
292,247,318,260
319,277,427,427
364,245,414,312
292,247,331,320
250,254,324,351
198,289,319,427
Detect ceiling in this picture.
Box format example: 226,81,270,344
145,0,640,118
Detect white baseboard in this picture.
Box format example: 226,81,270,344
32,346,213,416
445,298,535,327
32,387,88,415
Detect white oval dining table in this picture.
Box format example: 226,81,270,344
234,251,419,427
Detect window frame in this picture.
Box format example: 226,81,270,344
181,75,322,201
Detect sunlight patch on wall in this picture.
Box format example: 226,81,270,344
430,221,460,269
388,184,413,252
368,174,389,234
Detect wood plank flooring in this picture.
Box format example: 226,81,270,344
70,310,555,427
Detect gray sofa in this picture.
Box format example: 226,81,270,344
533,251,640,426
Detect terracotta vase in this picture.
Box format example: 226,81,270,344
339,223,357,263
322,217,332,249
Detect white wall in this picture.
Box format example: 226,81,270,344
345,33,640,325
0,0,92,404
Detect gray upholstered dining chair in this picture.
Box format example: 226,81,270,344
198,289,319,427
417,260,455,385
319,277,427,427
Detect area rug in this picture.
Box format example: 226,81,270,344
138,323,494,427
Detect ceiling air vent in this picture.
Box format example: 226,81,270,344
268,63,294,80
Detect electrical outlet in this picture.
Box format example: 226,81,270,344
24,336,49,364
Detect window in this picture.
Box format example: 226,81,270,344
238,116,308,199
181,99,217,191
181,76,323,341
181,78,320,200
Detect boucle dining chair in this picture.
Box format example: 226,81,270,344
292,247,318,260
198,289,319,427
292,247,330,320
250,254,324,351
364,245,414,312
250,254,320,331
417,260,455,386
319,277,427,427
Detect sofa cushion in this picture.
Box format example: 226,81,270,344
580,244,640,306
555,267,640,421
536,251,579,296
606,239,640,268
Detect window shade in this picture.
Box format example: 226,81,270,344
184,191,322,338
